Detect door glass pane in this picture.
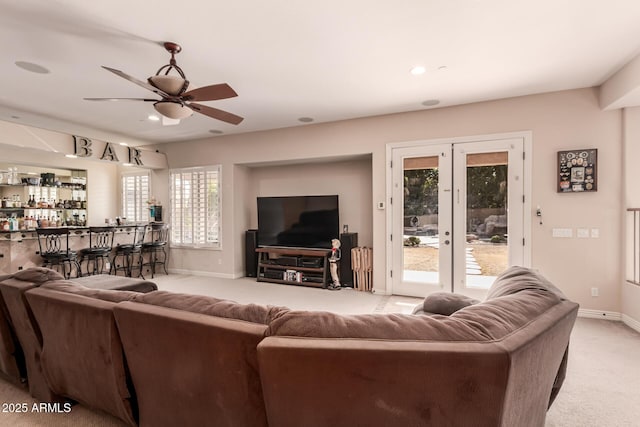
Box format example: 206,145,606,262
403,156,439,283
465,152,509,288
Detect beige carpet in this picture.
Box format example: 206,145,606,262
0,274,638,426
546,317,640,426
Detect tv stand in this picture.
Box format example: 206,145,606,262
256,247,331,288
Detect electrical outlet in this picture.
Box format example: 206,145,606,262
577,228,590,238
591,287,599,297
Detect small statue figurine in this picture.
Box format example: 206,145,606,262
328,238,342,290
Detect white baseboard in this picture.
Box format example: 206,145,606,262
167,268,240,279
577,309,622,321
622,314,640,333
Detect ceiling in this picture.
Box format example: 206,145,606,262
1,0,640,145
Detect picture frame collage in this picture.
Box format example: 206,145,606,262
557,149,597,193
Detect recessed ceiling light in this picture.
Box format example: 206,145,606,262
122,163,133,167
422,99,440,107
411,66,426,76
119,142,129,146
148,115,160,121
209,129,223,134
298,117,314,123
438,65,448,71
65,154,78,159
15,61,50,74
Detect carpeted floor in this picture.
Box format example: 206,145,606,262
0,274,638,426
545,317,640,426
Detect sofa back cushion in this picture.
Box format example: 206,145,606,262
267,288,558,341
268,267,564,341
133,290,288,325
39,280,142,303
486,265,566,300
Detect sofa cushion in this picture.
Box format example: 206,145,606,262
71,274,157,293
11,267,64,284
133,290,288,325
268,268,563,341
39,280,141,303
486,265,567,301
412,292,480,315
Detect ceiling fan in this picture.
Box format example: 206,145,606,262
85,42,243,125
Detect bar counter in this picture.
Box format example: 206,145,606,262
0,224,159,274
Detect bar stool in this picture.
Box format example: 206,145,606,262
141,223,169,278
36,228,81,279
77,226,115,276
110,224,146,278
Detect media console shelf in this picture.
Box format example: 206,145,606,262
256,247,331,288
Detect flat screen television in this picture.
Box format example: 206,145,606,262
257,195,339,249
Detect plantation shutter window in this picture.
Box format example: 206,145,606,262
170,166,221,248
121,172,150,222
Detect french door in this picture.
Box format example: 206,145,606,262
390,138,525,299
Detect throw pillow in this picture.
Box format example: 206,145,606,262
412,292,479,316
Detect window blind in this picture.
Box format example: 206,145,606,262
121,172,150,222
170,166,220,248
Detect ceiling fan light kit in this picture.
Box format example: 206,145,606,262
148,75,188,96
84,42,243,125
154,100,194,120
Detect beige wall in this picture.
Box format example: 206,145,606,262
159,87,624,313
246,158,373,244
0,87,631,318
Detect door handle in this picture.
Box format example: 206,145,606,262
444,240,450,245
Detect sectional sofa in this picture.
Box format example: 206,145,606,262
0,266,578,427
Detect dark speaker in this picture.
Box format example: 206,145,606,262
339,233,358,287
245,230,258,277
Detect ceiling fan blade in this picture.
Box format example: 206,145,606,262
189,103,244,125
84,97,158,102
101,66,170,98
182,83,237,102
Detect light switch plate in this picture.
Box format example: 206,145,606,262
552,228,573,238
591,228,600,238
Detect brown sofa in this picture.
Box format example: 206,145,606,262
0,266,577,427
0,269,158,413
257,266,578,427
